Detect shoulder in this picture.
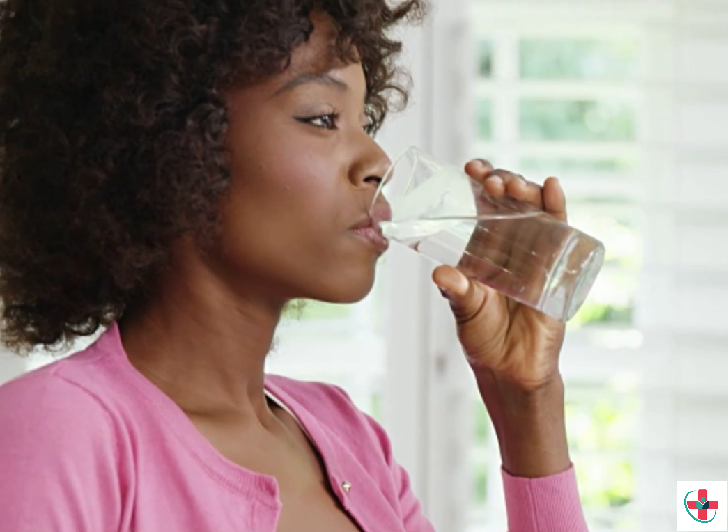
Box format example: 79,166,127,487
0,350,119,453
0,346,127,532
2,322,139,409
0,330,131,454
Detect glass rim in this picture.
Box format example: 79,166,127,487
370,145,426,212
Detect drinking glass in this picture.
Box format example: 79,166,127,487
370,146,605,321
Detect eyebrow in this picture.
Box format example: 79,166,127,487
273,72,349,96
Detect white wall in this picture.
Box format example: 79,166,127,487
637,1,728,531
0,352,24,385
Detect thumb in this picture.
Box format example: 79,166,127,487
432,265,491,324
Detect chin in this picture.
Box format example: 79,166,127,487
315,269,377,305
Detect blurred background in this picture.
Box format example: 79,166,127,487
1,0,727,531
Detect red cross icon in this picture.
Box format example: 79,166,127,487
687,489,718,521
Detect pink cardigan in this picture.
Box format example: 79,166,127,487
0,323,588,531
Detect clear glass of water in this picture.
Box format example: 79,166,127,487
370,146,605,322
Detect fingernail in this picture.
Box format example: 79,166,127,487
438,288,453,300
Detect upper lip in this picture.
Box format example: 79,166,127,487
351,216,379,231
370,202,392,224
350,201,392,232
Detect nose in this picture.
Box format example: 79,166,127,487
350,139,391,191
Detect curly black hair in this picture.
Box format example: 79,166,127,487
0,0,426,353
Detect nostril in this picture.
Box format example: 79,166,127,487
364,175,383,186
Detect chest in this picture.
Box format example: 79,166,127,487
120,398,409,532
190,406,363,532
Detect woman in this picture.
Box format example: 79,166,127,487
0,0,588,531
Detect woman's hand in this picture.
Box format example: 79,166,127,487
432,159,571,478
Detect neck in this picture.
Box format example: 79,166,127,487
119,246,287,415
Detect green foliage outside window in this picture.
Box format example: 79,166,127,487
477,40,494,78
476,99,493,140
520,39,639,80
294,300,352,320
566,387,639,512
520,100,637,142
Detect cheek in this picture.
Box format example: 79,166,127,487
224,111,351,255
247,148,349,222
229,124,339,200
222,155,349,259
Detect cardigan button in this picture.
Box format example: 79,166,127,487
341,480,352,493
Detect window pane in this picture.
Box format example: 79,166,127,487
473,463,488,505
520,38,640,80
469,406,491,529
477,40,494,78
572,292,634,328
474,401,491,445
570,202,641,267
520,100,637,142
569,202,640,328
476,99,493,140
566,383,639,529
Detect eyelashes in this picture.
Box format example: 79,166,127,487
295,113,375,136
297,113,339,130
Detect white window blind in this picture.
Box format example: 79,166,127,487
636,1,728,532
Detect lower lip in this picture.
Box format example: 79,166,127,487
350,227,389,253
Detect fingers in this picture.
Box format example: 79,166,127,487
467,159,567,220
432,265,492,325
432,264,469,297
542,177,567,222
483,170,543,210
464,159,495,183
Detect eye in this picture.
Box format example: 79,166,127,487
363,121,376,136
297,113,339,130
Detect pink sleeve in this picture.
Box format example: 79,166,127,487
0,372,124,532
502,465,589,532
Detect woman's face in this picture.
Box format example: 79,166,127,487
212,13,391,305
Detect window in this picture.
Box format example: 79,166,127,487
476,99,494,140
565,381,640,531
468,9,647,531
